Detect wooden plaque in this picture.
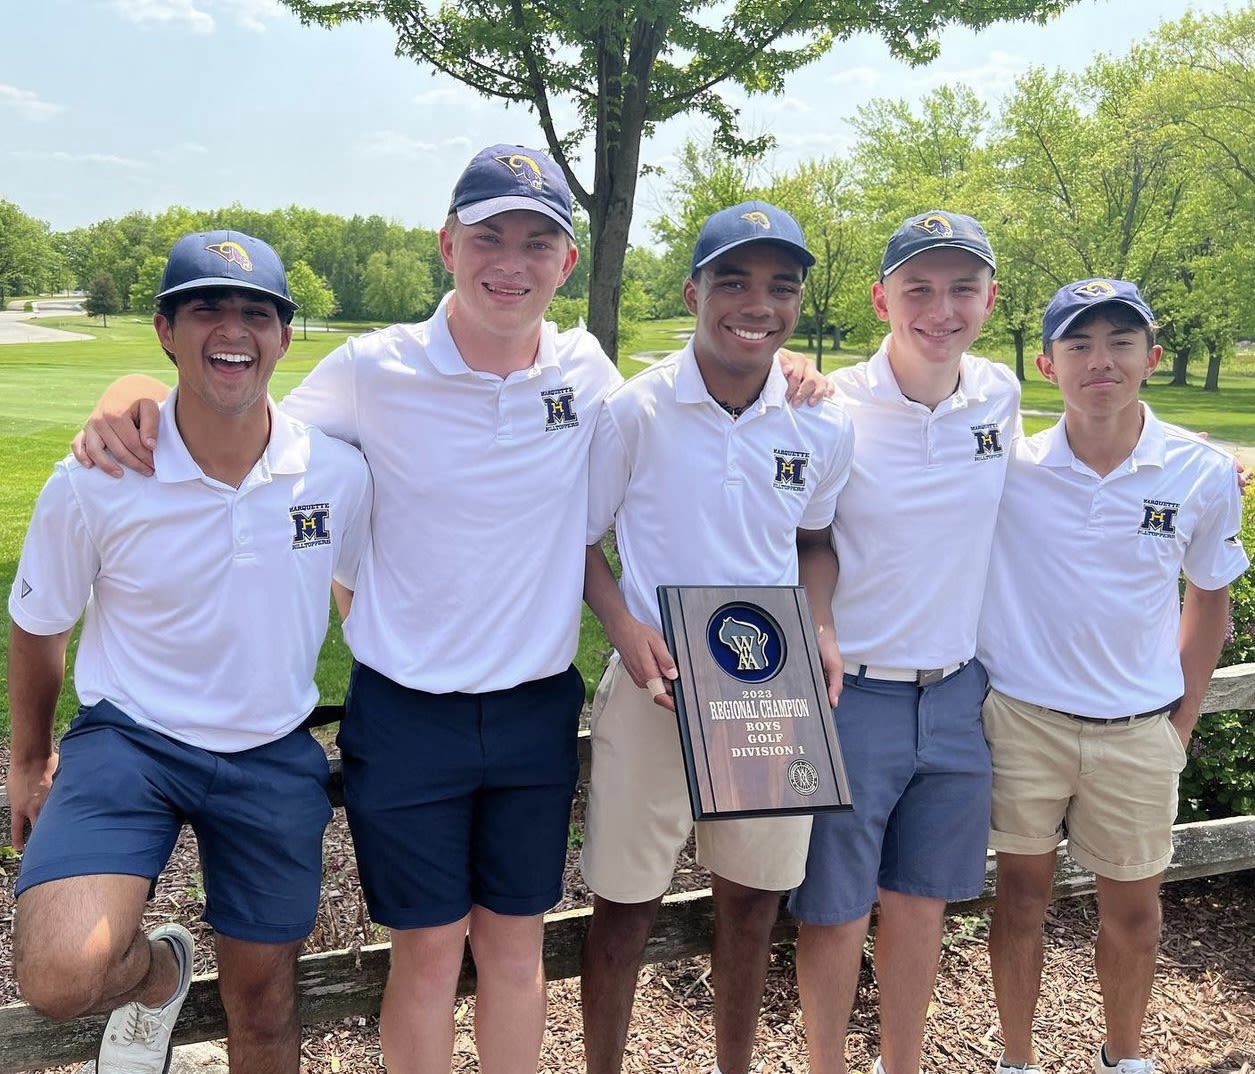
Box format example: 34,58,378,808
657,585,853,820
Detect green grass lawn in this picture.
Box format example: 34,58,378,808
2,314,1252,739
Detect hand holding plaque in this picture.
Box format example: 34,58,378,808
657,585,853,820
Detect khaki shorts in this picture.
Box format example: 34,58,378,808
580,656,812,903
982,688,1187,881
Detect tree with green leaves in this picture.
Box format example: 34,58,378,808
0,200,61,304
85,273,122,327
287,259,337,340
362,248,434,323
128,255,168,316
279,0,1077,362
770,158,865,370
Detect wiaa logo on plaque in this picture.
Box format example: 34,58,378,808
706,603,786,685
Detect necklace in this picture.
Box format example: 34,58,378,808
715,399,747,419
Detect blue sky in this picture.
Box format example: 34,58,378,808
0,0,1238,246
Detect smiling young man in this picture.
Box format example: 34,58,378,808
579,202,853,1074
7,231,372,1074
976,280,1248,1074
790,211,1022,1074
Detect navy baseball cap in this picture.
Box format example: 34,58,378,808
880,210,996,277
690,201,815,277
449,144,575,240
155,230,297,315
1043,278,1156,346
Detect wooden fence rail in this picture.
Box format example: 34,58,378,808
1,664,1252,1073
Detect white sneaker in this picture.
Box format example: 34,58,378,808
874,1058,920,1074
1094,1045,1154,1074
97,923,194,1074
997,1056,1044,1074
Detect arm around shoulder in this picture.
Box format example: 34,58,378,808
72,373,170,477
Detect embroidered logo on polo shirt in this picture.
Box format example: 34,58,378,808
290,503,332,548
971,423,1004,461
542,386,579,430
773,449,811,491
1138,499,1179,538
20,578,32,599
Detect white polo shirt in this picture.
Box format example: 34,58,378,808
978,405,1248,717
281,293,623,693
829,336,1022,669
587,342,854,633
9,393,373,752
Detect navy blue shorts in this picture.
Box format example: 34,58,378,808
339,662,584,929
15,701,332,943
790,659,992,924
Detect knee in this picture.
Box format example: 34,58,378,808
219,971,297,1036
715,884,783,936
1101,899,1162,947
15,929,112,1020
995,876,1052,928
17,956,107,1020
587,899,658,963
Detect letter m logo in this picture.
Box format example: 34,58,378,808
290,504,331,548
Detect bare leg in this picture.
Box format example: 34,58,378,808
875,889,946,1074
467,906,548,1074
710,876,784,1074
988,851,1057,1065
795,914,871,1074
13,874,179,1019
216,934,304,1074
379,917,470,1074
1094,873,1164,1061
581,894,663,1074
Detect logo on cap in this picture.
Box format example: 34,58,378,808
913,214,954,238
1073,280,1118,298
741,210,772,230
206,241,253,273
495,152,545,191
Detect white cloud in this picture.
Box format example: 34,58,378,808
357,130,439,159
357,131,478,159
0,83,65,122
111,0,287,33
112,0,214,33
151,142,210,163
761,95,812,116
903,49,1027,104
827,66,882,90
10,149,148,170
219,0,286,33
414,86,480,108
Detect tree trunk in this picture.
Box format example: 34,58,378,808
1171,345,1189,386
1012,329,1026,382
582,17,661,365
1204,343,1222,392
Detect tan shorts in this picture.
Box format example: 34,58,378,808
580,656,813,903
982,688,1187,881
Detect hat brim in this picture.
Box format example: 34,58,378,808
456,196,576,240
692,236,816,274
1047,298,1156,341
155,278,299,315
881,242,996,278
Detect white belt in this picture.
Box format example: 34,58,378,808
857,661,968,686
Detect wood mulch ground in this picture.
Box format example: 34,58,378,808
1,748,1252,1074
